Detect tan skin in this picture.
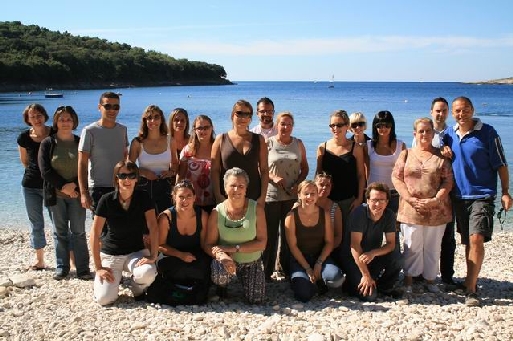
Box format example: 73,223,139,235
268,115,309,196
78,97,127,210
392,121,453,287
365,123,407,180
315,177,343,249
89,166,158,284
18,108,52,268
316,116,365,210
158,187,208,261
129,112,178,180
203,174,267,275
285,184,333,283
177,118,214,182
256,102,275,130
211,104,269,206
170,112,188,153
350,189,395,297
442,99,512,293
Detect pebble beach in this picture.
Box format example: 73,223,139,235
1,227,513,341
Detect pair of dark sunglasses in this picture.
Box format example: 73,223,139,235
101,103,121,111
497,208,507,231
351,122,366,129
117,172,137,180
234,111,252,119
329,123,347,129
194,125,212,131
375,123,392,129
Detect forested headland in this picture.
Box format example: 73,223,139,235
0,21,232,92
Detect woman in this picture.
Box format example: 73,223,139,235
392,118,453,294
285,180,345,302
366,110,406,214
151,180,211,304
129,105,178,214
17,103,52,270
38,106,91,280
264,111,308,280
177,115,215,213
348,111,371,147
204,167,267,304
316,110,365,237
90,161,158,306
314,172,343,266
211,100,269,205
168,108,190,158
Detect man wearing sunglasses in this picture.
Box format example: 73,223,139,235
78,92,128,214
250,97,277,141
443,96,512,306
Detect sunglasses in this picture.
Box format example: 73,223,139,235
329,123,347,129
174,179,194,190
234,111,252,119
350,122,366,129
497,208,507,231
375,123,392,129
117,172,137,180
223,216,247,229
194,125,212,131
101,103,121,111
56,105,74,112
258,109,275,115
146,115,161,121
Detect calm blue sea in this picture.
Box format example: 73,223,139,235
1,81,512,230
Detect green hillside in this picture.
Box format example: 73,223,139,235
0,21,232,91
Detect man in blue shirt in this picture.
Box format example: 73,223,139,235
443,96,512,306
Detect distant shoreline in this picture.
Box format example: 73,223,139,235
465,77,513,85
0,79,234,93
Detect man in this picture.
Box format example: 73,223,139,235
78,92,128,213
443,96,512,306
341,182,402,301
250,97,277,141
412,97,457,288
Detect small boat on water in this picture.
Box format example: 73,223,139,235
45,89,63,98
328,75,335,88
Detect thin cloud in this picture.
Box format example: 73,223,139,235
157,35,513,56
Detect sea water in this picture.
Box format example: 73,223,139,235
1,81,512,230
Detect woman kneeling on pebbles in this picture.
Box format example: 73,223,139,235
204,167,267,304
90,161,158,305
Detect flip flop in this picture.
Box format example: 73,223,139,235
28,265,46,271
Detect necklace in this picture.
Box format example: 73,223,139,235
225,202,247,221
119,195,132,210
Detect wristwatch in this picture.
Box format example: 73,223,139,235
235,244,240,252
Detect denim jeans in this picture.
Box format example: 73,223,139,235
22,187,49,249
49,196,89,274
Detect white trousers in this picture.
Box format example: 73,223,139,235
94,249,157,306
401,223,445,281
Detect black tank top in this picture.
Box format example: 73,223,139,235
321,141,358,201
293,207,325,256
165,206,203,253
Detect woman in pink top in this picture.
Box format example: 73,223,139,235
392,118,453,294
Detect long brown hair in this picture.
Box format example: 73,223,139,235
137,105,167,140
187,115,215,156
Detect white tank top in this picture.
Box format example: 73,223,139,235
367,139,403,189
138,140,171,176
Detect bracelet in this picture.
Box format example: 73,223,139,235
316,259,323,265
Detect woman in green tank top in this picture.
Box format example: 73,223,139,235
204,167,267,304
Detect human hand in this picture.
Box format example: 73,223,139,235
221,258,236,275
61,183,78,198
136,256,155,267
313,263,322,281
359,251,375,265
180,252,197,263
81,192,92,210
96,267,114,284
441,146,453,159
159,170,175,179
306,267,316,283
358,275,376,297
502,193,513,211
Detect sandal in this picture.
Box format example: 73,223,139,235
28,264,46,271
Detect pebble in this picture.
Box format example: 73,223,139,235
1,228,513,340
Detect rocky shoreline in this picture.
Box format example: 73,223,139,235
1,227,513,340
465,77,513,85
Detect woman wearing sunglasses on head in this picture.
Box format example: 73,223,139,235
211,100,269,206
148,180,211,304
129,105,178,214
316,110,366,241
38,106,91,281
204,167,267,304
177,115,216,213
90,161,158,306
285,180,345,302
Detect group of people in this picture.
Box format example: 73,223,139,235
17,92,510,307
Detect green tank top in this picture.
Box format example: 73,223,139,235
216,199,261,264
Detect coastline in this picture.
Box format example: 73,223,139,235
1,227,512,340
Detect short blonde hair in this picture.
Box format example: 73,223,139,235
275,111,294,127
413,117,434,131
349,112,367,129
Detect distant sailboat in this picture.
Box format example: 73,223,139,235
328,75,335,88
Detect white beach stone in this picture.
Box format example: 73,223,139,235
10,273,35,288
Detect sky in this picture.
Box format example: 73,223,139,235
2,0,513,82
